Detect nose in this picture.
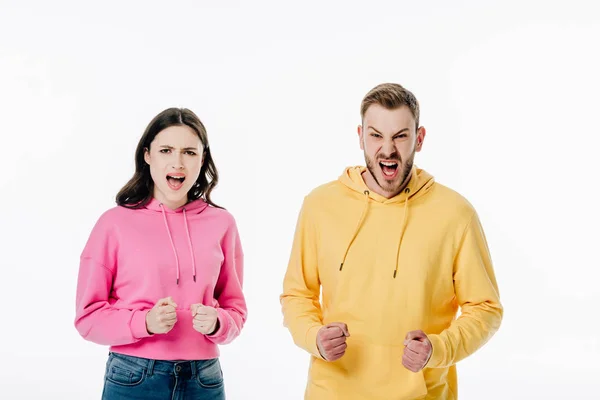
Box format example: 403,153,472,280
381,138,396,157
171,151,184,169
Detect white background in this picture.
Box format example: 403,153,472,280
1,1,599,399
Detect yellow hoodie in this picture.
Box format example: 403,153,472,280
280,166,503,400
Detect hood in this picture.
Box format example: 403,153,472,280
142,197,210,284
337,165,435,278
144,197,209,214
339,164,435,204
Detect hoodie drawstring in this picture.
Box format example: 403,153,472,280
393,187,411,278
339,190,371,272
182,208,197,282
339,187,411,279
160,204,197,285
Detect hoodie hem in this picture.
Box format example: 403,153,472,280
108,345,221,361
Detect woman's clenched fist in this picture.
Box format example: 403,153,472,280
191,303,219,335
145,297,178,334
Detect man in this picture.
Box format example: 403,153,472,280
280,83,503,399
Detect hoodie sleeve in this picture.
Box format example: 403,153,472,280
426,211,503,368
74,212,152,346
280,197,325,359
205,216,247,345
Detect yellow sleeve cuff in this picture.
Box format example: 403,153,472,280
426,333,446,368
305,325,325,360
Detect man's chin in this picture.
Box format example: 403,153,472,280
379,174,401,187
378,175,410,194
378,182,401,195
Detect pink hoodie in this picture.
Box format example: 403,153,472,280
74,198,247,361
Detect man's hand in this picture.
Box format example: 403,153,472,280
316,322,350,361
146,297,178,334
191,304,219,335
402,330,433,372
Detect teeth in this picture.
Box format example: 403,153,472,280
381,162,397,166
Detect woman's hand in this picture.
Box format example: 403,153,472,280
191,303,219,335
146,297,178,334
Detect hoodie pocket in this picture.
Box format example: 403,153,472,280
311,336,428,399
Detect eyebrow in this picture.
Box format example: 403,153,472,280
159,145,200,151
367,126,410,135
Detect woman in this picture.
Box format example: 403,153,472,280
75,108,247,399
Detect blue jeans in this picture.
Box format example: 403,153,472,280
101,352,226,400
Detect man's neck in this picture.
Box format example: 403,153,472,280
361,169,411,199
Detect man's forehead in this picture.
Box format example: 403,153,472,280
363,105,415,127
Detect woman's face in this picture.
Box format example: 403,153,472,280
144,125,204,210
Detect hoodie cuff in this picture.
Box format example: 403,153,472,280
426,333,445,368
305,325,325,360
207,308,230,339
130,309,152,339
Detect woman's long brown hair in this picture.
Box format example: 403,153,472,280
116,108,221,209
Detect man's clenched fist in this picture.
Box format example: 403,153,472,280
316,322,350,361
402,330,433,372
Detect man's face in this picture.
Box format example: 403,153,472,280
358,104,425,198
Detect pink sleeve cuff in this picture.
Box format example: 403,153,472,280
207,308,231,339
130,309,152,339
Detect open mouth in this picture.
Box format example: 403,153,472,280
379,161,399,178
166,174,186,190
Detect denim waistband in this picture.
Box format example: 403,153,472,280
109,352,218,378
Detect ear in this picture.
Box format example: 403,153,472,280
357,124,364,150
415,126,426,152
143,147,151,165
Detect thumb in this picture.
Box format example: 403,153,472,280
157,297,177,308
404,330,426,345
190,303,204,316
328,322,350,337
